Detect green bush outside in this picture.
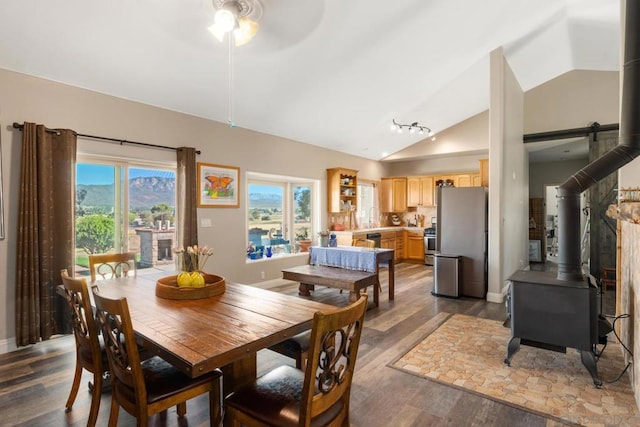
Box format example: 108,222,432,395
76,255,89,268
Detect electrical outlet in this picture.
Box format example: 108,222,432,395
260,271,265,279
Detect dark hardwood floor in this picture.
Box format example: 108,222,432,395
1,262,599,426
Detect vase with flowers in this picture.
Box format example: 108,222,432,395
173,245,215,288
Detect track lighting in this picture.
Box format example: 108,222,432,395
391,119,436,140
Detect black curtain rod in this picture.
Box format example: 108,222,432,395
523,122,619,143
12,122,200,155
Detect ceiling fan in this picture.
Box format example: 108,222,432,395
209,0,263,46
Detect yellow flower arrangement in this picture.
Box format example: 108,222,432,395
174,245,214,288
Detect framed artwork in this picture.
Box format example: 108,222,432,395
197,162,240,208
528,239,542,262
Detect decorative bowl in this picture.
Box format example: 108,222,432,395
155,273,225,300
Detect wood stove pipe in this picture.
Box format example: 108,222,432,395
556,0,640,281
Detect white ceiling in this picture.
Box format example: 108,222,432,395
0,0,620,160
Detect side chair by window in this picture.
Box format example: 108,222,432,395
88,252,137,283
60,269,107,427
92,286,223,426
225,294,368,427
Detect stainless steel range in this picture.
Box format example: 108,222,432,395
424,227,436,266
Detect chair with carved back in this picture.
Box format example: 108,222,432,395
268,330,311,371
88,252,137,283
91,286,223,427
225,294,368,427
271,239,375,370
60,269,107,427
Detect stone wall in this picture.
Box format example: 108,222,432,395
619,219,640,408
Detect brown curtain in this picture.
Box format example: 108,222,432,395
177,147,198,248
15,122,76,346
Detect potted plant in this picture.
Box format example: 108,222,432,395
295,227,312,253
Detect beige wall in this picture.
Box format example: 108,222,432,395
524,70,620,133
0,69,386,348
385,152,487,177
529,159,590,198
385,111,489,162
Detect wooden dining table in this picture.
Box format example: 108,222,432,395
89,273,336,395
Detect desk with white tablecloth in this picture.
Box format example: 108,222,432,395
306,246,395,306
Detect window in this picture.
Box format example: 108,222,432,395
247,173,318,259
75,157,176,277
357,181,379,228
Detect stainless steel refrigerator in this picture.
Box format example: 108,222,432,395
436,186,488,298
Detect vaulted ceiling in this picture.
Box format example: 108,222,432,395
0,0,620,160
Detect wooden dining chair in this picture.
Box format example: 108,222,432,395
268,330,311,370
88,252,137,283
352,238,375,248
226,294,368,427
91,286,223,427
352,237,381,294
60,269,107,427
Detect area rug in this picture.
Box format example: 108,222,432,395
389,313,640,427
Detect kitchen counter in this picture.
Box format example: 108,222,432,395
331,226,425,234
329,227,426,261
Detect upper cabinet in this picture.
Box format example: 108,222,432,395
455,174,481,187
479,158,489,187
380,177,407,213
407,176,434,207
456,174,472,187
433,172,483,188
383,163,488,211
327,168,358,213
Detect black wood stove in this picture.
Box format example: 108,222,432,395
504,270,600,387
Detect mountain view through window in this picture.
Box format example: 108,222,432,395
75,162,176,276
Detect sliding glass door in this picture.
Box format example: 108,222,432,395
75,159,176,277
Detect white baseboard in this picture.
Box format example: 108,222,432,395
0,337,17,355
486,291,504,303
487,279,513,304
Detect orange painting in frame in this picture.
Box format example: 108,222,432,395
197,162,240,208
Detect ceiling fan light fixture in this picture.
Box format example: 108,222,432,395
210,0,262,46
215,2,240,32
233,17,259,46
